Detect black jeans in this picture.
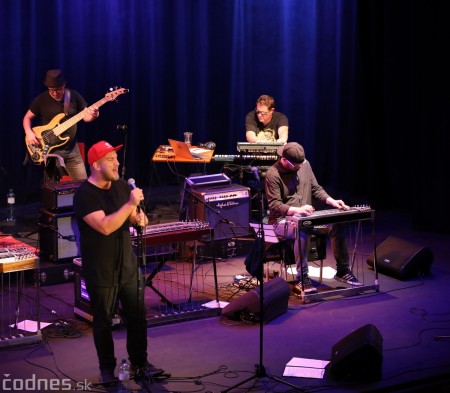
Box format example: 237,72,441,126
86,275,148,371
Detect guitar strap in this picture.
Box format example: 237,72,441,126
64,89,71,115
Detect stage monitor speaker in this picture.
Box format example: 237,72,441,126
367,236,433,280
221,277,290,323
329,324,383,382
39,209,80,262
187,183,251,241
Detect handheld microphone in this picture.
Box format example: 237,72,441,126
127,178,137,189
127,178,145,211
251,166,260,181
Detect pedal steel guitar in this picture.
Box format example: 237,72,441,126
285,205,378,302
287,205,374,228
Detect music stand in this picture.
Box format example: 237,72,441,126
222,174,301,392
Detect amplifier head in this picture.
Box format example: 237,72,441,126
41,180,83,212
187,184,251,240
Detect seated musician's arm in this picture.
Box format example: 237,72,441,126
265,170,314,216
265,172,290,216
245,111,259,142
310,173,349,210
287,205,315,216
276,112,289,144
246,130,258,142
326,197,350,210
277,126,288,144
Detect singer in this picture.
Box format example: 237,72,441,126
73,140,166,384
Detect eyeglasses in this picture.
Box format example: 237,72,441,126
282,157,301,169
255,110,270,117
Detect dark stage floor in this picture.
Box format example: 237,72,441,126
1,185,450,393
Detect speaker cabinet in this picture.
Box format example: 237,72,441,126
367,236,434,280
329,324,383,382
187,183,251,240
39,209,80,262
221,277,290,323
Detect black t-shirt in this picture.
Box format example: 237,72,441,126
73,179,137,287
245,110,289,142
29,89,87,150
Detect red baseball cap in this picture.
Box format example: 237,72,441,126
87,141,123,165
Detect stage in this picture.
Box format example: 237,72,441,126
1,186,449,392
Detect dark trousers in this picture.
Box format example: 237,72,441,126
86,275,148,371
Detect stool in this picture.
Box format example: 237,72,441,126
249,224,328,283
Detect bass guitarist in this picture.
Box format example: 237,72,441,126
23,69,99,181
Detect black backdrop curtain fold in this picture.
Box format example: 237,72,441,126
1,0,448,231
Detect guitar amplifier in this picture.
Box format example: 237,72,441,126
39,209,80,262
187,183,251,241
41,180,84,212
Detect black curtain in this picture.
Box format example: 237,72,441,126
1,0,448,231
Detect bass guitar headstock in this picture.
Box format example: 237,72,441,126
105,86,129,102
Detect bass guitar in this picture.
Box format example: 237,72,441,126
26,87,129,164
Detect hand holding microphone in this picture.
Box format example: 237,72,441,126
127,178,145,211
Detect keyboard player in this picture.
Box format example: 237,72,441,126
264,142,362,294
245,94,288,144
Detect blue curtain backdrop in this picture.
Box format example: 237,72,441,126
0,0,448,231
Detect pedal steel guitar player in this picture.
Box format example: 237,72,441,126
265,142,363,295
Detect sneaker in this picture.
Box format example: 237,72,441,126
293,276,317,294
131,361,166,379
334,271,363,286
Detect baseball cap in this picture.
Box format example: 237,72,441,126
276,142,305,164
87,141,123,165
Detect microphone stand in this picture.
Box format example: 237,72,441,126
133,204,160,388
117,124,128,179
222,175,300,392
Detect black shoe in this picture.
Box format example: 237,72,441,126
293,276,317,294
131,361,165,379
99,368,118,386
334,271,363,286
